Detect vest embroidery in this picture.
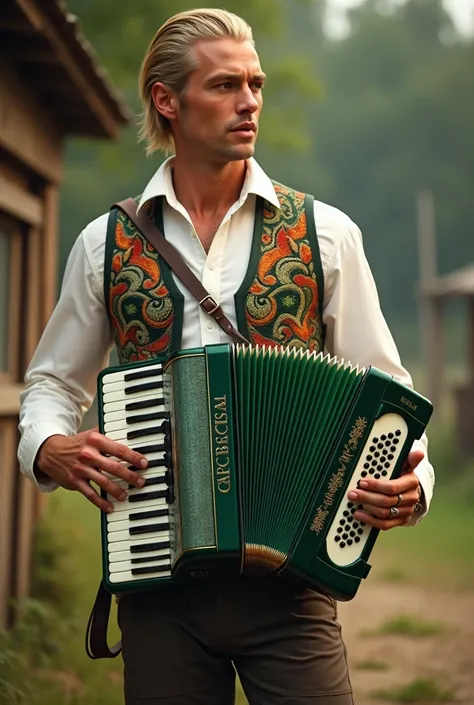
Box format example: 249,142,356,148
240,182,324,352
108,200,176,364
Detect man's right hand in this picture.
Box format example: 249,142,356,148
36,429,148,513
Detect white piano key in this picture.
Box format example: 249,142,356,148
107,494,168,510
102,364,163,385
102,388,164,405
102,374,163,399
108,532,171,553
106,497,167,520
107,526,170,544
103,393,160,415
107,514,168,533
109,546,170,563
104,417,165,434
108,568,171,584
105,429,165,444
109,556,171,573
110,474,168,493
106,468,167,487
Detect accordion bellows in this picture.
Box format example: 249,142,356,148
98,344,432,601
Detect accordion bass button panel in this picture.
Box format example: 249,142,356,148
325,412,409,567
100,362,175,584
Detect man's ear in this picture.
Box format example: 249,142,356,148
151,82,179,121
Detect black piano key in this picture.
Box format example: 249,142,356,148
131,563,172,576
125,398,164,412
132,443,167,455
131,555,170,565
125,380,163,395
131,540,171,553
130,522,170,535
129,489,168,503
129,508,169,521
127,421,168,440
127,454,172,473
166,487,175,504
126,411,168,425
124,367,162,382
128,476,166,490
149,455,172,469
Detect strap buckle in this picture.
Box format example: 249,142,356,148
199,295,221,316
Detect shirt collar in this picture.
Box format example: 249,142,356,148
137,156,281,214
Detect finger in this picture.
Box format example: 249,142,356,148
352,509,410,531
356,472,419,496
403,448,424,473
88,431,149,470
354,503,413,521
78,445,146,488
74,477,114,513
349,487,420,508
349,489,395,508
74,464,129,502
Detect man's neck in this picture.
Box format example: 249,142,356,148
171,157,247,219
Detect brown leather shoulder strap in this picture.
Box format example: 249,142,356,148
114,198,249,346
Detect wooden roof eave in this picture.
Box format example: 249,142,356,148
5,0,132,139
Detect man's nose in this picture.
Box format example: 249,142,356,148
236,86,260,114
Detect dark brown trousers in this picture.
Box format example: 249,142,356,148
118,576,354,705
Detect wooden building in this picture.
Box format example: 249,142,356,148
0,0,131,627
417,191,474,456
420,264,474,457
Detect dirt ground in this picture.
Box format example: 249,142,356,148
338,582,474,704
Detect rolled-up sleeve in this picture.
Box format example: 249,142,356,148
18,216,113,491
322,218,435,523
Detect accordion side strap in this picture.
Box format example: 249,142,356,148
85,581,122,659
114,198,250,346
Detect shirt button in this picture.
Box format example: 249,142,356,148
206,323,214,332
208,263,215,271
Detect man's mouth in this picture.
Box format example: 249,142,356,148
231,122,256,134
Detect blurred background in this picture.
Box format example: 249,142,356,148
0,0,473,703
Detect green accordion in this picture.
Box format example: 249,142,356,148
98,344,432,601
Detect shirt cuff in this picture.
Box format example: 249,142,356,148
405,437,434,526
18,423,72,493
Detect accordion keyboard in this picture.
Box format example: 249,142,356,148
100,363,174,584
326,413,409,567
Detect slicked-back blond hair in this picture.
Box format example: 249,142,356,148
138,9,254,155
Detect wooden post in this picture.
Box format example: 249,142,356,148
0,422,17,628
468,297,474,381
417,190,444,408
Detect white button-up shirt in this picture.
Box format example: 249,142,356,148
18,158,434,521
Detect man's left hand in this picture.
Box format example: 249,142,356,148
347,449,424,530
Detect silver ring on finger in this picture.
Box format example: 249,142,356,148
395,493,403,507
389,506,400,518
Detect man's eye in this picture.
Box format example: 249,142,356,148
217,82,233,90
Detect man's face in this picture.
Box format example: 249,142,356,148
173,38,265,164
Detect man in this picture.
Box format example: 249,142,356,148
19,8,434,705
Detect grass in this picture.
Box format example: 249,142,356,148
354,659,389,671
368,615,446,638
373,677,455,703
379,568,408,584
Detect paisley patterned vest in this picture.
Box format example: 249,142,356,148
104,181,325,364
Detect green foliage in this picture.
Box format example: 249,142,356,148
306,0,474,325
370,615,446,637
373,677,455,703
